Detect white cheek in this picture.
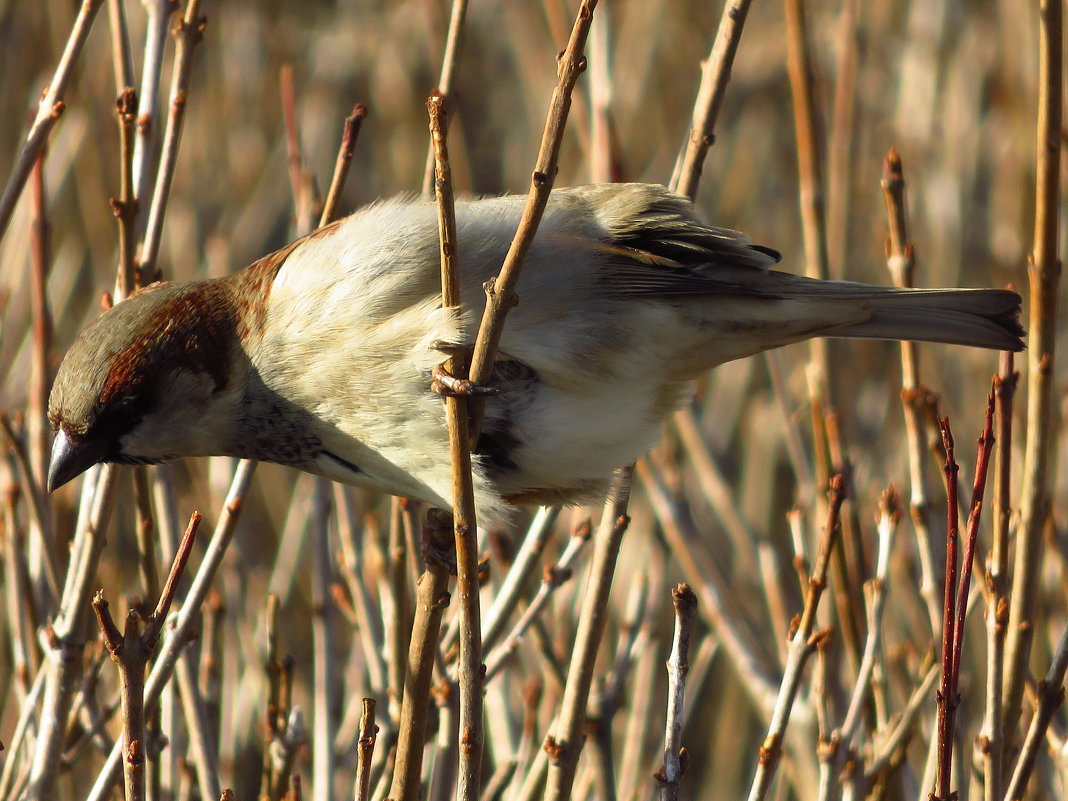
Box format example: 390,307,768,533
119,371,240,460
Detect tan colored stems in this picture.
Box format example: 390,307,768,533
113,87,139,297
86,460,258,801
467,0,598,412
542,466,633,801
1003,0,1063,740
0,0,105,244
882,148,943,636
422,0,470,196
746,477,845,801
655,584,698,801
355,700,378,801
979,353,1017,801
92,513,201,801
132,0,179,226
139,0,207,283
426,90,485,801
386,512,452,801
669,0,754,200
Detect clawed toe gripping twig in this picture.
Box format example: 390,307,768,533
431,363,502,398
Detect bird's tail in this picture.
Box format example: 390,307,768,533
756,274,1025,351
827,285,1024,351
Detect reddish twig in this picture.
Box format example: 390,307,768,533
932,400,995,801
320,104,367,227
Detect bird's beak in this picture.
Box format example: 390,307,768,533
47,429,106,492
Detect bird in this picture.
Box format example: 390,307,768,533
47,183,1024,520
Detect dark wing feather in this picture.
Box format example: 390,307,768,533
594,190,782,298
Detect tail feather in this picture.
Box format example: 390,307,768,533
831,287,1024,351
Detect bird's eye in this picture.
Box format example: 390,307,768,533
115,395,138,412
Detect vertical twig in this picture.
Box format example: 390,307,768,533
824,0,859,272
385,497,410,724
354,700,378,801
132,0,180,227
587,8,618,184
112,88,140,298
92,513,201,801
1003,624,1068,800
106,0,135,93
27,150,58,606
86,460,258,801
138,0,207,283
655,585,698,801
746,476,845,801
541,466,633,801
320,104,368,226
933,403,995,801
1003,0,1063,740
0,0,106,244
310,480,336,801
882,148,943,636
783,0,830,284
422,0,470,195
979,353,1017,801
933,420,961,801
669,0,755,200
28,152,53,506
426,89,484,800
386,512,453,801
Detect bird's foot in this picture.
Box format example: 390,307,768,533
431,363,502,397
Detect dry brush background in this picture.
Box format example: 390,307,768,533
0,0,1065,800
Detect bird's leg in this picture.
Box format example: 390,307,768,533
431,363,503,397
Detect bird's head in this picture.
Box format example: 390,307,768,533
47,280,244,491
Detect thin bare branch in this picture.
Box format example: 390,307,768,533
1003,623,1068,800
422,0,470,195
654,584,698,801
354,699,378,801
427,89,484,801
86,460,257,801
386,512,452,801
0,0,106,244
669,0,754,199
138,0,207,283
320,104,368,227
542,465,632,801
746,476,845,801
1004,0,1063,740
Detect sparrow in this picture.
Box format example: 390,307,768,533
48,183,1024,520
